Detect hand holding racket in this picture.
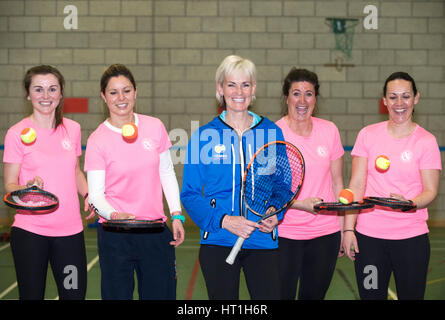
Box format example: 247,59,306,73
4,184,59,211
291,197,324,214
314,201,374,212
225,141,305,265
258,213,278,234
363,196,416,211
26,176,44,189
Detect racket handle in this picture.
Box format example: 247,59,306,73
226,236,245,265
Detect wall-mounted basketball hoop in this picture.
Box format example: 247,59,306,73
325,17,359,60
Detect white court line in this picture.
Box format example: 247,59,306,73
0,244,16,299
87,255,100,271
388,288,398,300
0,243,10,253
0,282,17,300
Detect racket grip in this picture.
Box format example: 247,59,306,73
226,236,245,265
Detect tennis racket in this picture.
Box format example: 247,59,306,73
314,201,374,212
102,218,164,230
3,185,59,211
363,197,416,211
225,141,305,265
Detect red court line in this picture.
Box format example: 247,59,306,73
185,256,200,300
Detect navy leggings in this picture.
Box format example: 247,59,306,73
10,227,87,300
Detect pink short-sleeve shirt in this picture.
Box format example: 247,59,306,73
276,116,344,240
351,121,442,239
3,117,83,236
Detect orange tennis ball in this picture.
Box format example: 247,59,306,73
339,188,354,204
375,155,390,172
20,127,36,145
122,123,138,141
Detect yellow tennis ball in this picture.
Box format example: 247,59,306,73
122,123,138,141
339,188,354,204
20,127,36,145
375,155,390,172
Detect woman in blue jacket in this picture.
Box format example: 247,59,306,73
180,55,284,299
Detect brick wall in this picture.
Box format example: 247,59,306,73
0,0,444,224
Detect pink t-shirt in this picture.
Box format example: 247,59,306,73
84,114,171,223
3,117,83,237
276,116,344,240
351,121,442,240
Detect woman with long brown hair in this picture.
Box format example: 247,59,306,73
3,65,89,299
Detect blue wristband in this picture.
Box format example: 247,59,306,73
171,214,185,224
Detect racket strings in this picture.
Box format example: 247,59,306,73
244,143,304,216
12,192,56,207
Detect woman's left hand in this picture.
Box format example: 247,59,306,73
389,193,407,201
259,215,278,233
170,219,185,247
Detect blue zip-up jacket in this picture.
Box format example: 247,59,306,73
180,112,285,249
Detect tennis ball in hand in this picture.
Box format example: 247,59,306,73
20,127,36,145
375,155,390,172
122,123,138,142
339,188,354,204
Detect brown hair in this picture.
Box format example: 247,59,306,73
100,64,137,94
23,65,65,128
281,67,320,116
383,71,417,96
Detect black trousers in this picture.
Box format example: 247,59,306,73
354,231,430,300
199,244,281,300
277,231,341,300
10,227,87,300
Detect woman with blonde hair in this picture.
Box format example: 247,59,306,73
181,55,285,299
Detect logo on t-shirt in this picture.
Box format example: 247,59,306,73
317,145,328,158
61,138,73,151
142,138,154,151
400,150,413,163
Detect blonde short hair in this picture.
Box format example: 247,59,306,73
215,55,257,106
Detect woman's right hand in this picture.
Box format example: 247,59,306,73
222,215,260,239
291,197,323,214
110,212,135,220
26,176,44,189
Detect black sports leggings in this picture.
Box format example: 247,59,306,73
278,232,341,300
199,245,281,300
10,227,87,300
354,232,430,300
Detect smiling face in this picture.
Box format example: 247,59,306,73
27,74,62,116
286,81,316,122
101,75,137,120
217,71,256,114
383,79,419,125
